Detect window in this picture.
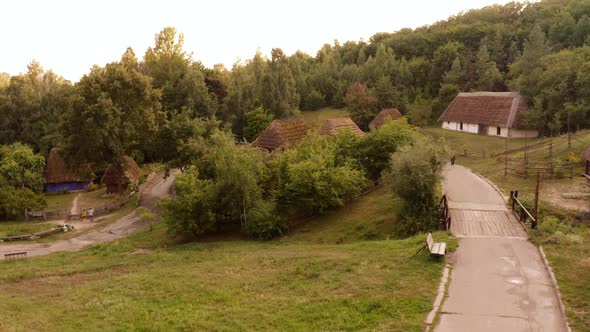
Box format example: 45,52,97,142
497,127,501,135
459,122,463,130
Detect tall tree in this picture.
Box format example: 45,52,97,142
344,82,378,130
262,48,299,118
475,43,502,91
63,49,162,190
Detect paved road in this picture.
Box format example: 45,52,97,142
435,165,567,332
0,171,177,258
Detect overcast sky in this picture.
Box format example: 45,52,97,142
1,0,521,82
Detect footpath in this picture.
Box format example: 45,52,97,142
0,171,177,258
434,165,567,332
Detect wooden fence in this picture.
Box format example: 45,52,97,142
509,190,537,229
25,190,136,221
437,195,451,230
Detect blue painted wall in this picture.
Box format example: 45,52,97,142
44,181,91,193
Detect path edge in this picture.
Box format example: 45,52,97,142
424,263,451,331
538,246,572,332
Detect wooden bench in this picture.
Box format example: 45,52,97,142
426,233,446,257
4,252,27,260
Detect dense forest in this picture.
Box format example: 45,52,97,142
1,0,590,227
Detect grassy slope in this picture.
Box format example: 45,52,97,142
45,187,114,211
0,185,456,331
284,186,400,244
301,107,350,130
0,221,51,238
422,127,590,330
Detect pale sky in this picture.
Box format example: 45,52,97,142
1,0,521,82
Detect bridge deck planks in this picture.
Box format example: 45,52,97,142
449,209,527,237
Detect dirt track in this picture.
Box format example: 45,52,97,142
0,171,177,258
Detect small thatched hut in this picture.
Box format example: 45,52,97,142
582,146,590,176
252,117,310,151
44,148,93,193
319,118,364,136
369,108,402,130
102,156,141,195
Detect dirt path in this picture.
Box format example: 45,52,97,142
0,171,177,258
435,164,567,332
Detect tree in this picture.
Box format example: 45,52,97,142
358,118,418,180
383,138,447,236
262,48,299,118
275,135,366,214
509,25,549,97
443,57,464,86
475,43,502,91
63,50,162,190
244,106,273,142
344,82,378,130
372,75,407,113
0,142,45,192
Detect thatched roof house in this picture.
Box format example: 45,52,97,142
369,108,403,130
252,117,310,151
319,118,364,136
102,156,141,195
44,147,93,193
438,92,538,138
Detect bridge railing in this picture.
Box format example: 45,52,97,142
509,190,537,229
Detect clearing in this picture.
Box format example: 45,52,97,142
301,106,349,129
0,174,456,331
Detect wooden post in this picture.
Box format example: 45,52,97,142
548,142,553,177
533,171,540,229
464,149,467,157
504,138,508,176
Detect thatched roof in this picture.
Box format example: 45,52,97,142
319,118,364,136
252,117,310,151
582,146,590,161
102,156,141,185
45,147,93,184
369,108,402,130
438,92,529,129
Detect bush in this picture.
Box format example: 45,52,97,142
384,138,448,236
303,90,325,110
86,183,97,192
359,118,419,180
244,106,273,142
245,200,287,240
0,185,46,220
275,135,366,214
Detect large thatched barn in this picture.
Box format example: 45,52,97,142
319,118,364,136
44,148,93,193
102,156,141,195
369,108,402,130
252,117,310,151
438,92,538,138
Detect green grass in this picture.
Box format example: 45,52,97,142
45,187,113,211
44,192,78,210
77,187,113,210
302,106,350,129
0,184,458,331
283,186,400,244
0,221,51,238
0,232,455,331
530,224,590,331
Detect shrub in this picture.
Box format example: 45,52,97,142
244,200,287,240
275,135,366,214
244,106,273,142
86,183,97,192
384,138,448,236
303,90,325,110
359,118,419,180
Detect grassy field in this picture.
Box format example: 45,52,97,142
45,186,113,211
0,221,51,238
302,107,350,129
530,222,590,331
0,182,457,331
284,186,400,244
